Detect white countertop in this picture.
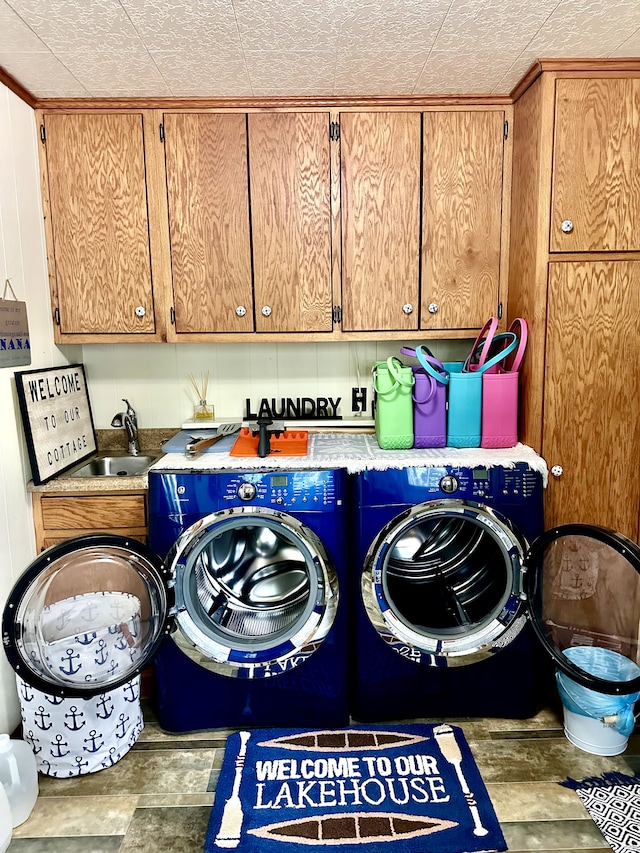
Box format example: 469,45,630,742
149,434,549,485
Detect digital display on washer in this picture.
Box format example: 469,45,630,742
473,468,488,480
271,475,288,487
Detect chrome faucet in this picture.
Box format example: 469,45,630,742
111,398,140,456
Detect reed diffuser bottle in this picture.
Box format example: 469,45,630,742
189,371,214,421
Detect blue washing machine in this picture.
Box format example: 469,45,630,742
351,463,547,721
147,468,349,732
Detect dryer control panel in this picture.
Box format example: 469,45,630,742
355,462,544,544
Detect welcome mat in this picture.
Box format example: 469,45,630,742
205,724,506,853
561,772,640,852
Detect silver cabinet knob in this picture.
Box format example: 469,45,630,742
551,465,563,478
428,302,439,314
261,306,272,317
135,306,146,317
561,220,574,234
402,303,413,315
236,306,246,317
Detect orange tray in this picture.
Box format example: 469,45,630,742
230,428,309,457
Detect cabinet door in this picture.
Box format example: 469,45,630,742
551,78,640,252
248,113,333,333
341,112,421,332
164,113,254,333
44,113,156,334
422,110,504,330
544,261,640,539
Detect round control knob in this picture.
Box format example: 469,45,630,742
402,303,413,315
561,220,574,234
237,482,257,501
440,475,459,494
135,306,146,317
551,465,563,478
261,306,272,317
428,302,439,314
236,305,247,317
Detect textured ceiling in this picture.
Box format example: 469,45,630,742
1,0,639,100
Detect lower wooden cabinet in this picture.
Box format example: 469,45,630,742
32,491,148,552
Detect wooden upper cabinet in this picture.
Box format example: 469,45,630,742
421,110,504,330
248,112,333,333
163,113,254,334
551,78,640,252
43,112,158,337
340,112,421,332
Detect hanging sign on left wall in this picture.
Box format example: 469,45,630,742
14,364,97,484
0,279,31,368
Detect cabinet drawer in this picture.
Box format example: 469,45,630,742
39,495,147,530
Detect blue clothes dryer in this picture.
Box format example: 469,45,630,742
147,468,349,732
350,463,547,721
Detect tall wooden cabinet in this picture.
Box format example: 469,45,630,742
509,68,640,540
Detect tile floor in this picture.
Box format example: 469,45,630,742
8,691,638,852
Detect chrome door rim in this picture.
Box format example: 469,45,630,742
167,506,339,678
362,499,527,667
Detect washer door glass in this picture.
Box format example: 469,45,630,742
167,506,339,678
525,524,640,696
362,499,528,667
2,535,169,698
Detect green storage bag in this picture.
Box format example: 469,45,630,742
372,356,414,449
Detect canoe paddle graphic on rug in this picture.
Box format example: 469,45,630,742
215,730,250,848
433,724,489,837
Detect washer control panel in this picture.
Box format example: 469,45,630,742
237,482,257,501
221,470,340,510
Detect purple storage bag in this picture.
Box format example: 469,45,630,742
400,346,448,448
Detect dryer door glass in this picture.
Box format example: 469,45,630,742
167,506,339,678
525,524,640,696
362,499,527,666
2,535,169,698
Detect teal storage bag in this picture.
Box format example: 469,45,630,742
372,356,414,449
446,318,517,448
446,364,483,448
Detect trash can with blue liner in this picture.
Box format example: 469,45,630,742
521,524,640,754
556,647,640,755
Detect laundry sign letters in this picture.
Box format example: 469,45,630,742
245,396,343,420
15,363,97,484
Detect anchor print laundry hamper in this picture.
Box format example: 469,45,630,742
16,592,144,777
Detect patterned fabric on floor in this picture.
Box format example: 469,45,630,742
560,772,640,852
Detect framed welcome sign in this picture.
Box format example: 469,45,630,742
15,363,97,484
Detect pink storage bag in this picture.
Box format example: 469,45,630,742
400,346,448,448
477,318,528,448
